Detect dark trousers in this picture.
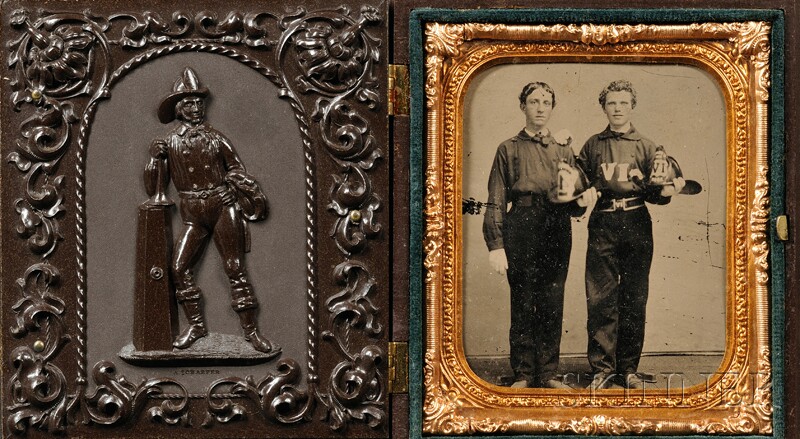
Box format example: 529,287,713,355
503,203,571,385
172,194,258,311
585,207,653,375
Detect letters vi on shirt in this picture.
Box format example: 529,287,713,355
600,162,644,182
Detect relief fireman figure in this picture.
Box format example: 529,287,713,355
145,67,273,353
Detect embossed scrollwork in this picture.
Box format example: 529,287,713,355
291,6,381,95
276,6,386,432
323,261,383,352
202,359,312,426
314,99,381,164
6,10,111,435
317,261,384,431
106,11,193,47
751,166,770,285
9,164,65,257
283,6,383,257
318,346,385,431
11,100,77,162
195,11,278,48
7,264,72,435
6,102,73,258
316,98,382,255
7,7,112,262
7,9,105,261
10,263,69,360
328,165,382,254
105,11,284,49
318,100,382,254
545,416,659,435
6,264,72,435
734,22,771,103
83,361,190,426
6,347,73,435
8,9,98,103
425,23,466,59
5,5,386,435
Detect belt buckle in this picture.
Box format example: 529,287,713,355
613,198,625,211
200,191,209,199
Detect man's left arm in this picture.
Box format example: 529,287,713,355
564,150,588,216
659,154,685,197
218,134,246,174
216,134,246,205
217,133,269,222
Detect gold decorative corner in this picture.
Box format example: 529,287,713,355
735,22,772,103
425,23,466,58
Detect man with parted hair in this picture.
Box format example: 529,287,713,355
483,81,590,389
577,79,685,390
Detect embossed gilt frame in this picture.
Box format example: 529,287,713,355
415,10,783,437
0,2,390,438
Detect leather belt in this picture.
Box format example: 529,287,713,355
595,197,644,212
514,193,548,207
179,185,228,200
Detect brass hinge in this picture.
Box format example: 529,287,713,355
776,215,789,241
388,64,409,116
388,341,408,393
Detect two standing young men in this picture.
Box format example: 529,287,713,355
483,79,685,390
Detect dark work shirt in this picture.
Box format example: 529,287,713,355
577,124,672,204
163,123,245,192
482,129,579,251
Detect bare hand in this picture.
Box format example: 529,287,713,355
660,177,685,197
577,187,600,207
150,139,168,159
489,249,508,276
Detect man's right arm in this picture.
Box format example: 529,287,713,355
575,138,600,208
483,144,510,275
483,144,509,251
144,139,169,197
488,248,508,275
575,137,594,183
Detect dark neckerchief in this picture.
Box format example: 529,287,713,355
176,123,211,150
516,128,555,147
597,124,643,141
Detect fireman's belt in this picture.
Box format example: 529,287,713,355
514,193,548,207
596,196,644,212
179,185,228,200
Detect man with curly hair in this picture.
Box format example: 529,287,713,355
577,80,685,390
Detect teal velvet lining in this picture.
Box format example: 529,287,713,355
409,8,786,439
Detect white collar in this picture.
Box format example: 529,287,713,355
524,127,549,138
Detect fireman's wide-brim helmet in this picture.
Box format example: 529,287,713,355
158,67,209,124
650,154,703,195
547,162,588,203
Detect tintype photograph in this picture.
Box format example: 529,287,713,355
462,65,724,392
421,18,775,435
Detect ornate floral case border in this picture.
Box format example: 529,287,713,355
0,1,390,438
409,8,786,437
